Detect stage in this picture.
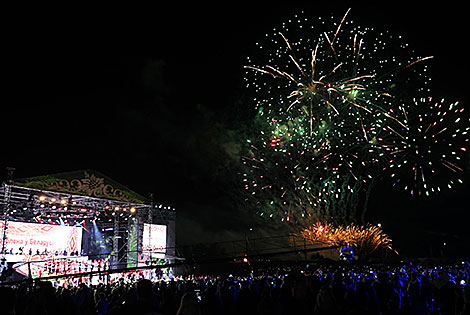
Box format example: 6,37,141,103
0,169,177,283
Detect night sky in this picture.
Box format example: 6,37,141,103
3,4,469,257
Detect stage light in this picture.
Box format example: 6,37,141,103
51,198,56,203
114,206,120,211
378,223,382,227
39,195,46,201
130,207,136,214
60,199,67,205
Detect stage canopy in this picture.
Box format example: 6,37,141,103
14,169,148,204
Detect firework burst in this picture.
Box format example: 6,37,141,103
388,97,469,196
242,9,467,225
244,9,432,167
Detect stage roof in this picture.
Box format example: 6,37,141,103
13,169,149,204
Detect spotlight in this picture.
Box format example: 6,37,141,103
130,207,136,214
340,246,355,261
114,206,120,211
39,195,46,201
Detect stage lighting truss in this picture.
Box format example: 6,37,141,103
0,185,175,223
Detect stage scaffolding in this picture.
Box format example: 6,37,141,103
0,170,176,270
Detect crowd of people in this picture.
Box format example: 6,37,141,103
3,256,111,280
0,262,469,315
39,257,111,276
2,247,82,256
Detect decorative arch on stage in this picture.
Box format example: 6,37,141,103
14,169,149,204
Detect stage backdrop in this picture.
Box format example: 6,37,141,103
142,223,166,259
0,221,82,255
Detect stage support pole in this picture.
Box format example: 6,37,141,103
112,214,119,269
148,194,153,261
1,167,15,254
127,217,138,268
136,205,143,267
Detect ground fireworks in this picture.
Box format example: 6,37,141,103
299,221,397,258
